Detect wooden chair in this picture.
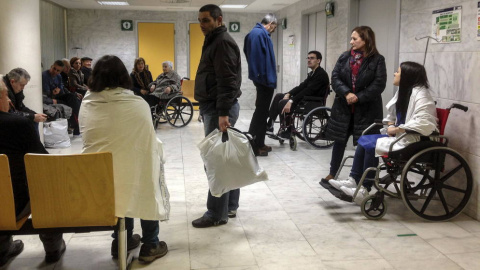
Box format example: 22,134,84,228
0,155,29,231
0,152,130,269
180,79,199,106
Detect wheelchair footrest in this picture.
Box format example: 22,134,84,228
320,181,353,202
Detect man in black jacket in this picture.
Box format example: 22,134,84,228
266,51,330,138
0,79,65,267
192,4,242,228
3,68,47,124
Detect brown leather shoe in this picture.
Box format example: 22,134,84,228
256,149,268,157
259,145,272,152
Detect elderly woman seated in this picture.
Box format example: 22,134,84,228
144,61,181,107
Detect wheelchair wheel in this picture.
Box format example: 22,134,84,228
289,136,297,151
400,147,473,221
361,194,387,220
293,114,305,141
302,107,334,148
165,96,194,128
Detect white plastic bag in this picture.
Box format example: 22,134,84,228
198,128,268,197
43,118,71,148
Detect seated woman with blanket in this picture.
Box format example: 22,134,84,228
328,61,438,203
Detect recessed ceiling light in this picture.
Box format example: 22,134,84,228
220,5,248,9
97,1,129,6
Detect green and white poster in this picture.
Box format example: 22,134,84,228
432,6,462,43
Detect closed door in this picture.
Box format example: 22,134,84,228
358,0,400,114
137,22,175,79
189,23,204,80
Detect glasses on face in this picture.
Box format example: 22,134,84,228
306,57,317,60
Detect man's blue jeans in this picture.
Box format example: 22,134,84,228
200,101,240,221
113,218,159,244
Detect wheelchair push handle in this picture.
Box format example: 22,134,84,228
449,103,468,112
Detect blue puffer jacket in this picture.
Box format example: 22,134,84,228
244,23,277,89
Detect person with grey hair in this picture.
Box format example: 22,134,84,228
144,61,182,107
2,68,47,123
244,13,278,156
0,78,66,267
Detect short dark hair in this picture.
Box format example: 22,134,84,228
88,55,132,92
308,51,322,60
199,4,222,20
54,60,64,67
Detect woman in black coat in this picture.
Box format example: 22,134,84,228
322,26,387,183
130,57,153,96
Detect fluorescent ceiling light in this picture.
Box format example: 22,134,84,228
220,5,248,9
97,1,130,5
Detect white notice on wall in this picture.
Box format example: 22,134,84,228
477,2,480,41
432,6,462,43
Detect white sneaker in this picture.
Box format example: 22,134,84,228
341,186,369,205
329,177,357,191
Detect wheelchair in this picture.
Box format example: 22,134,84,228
151,92,194,129
269,96,334,150
329,103,472,221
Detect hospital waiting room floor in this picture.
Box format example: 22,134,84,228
4,110,480,270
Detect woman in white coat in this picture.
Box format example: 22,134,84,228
329,61,437,203
79,55,170,263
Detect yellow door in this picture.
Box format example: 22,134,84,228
189,23,204,80
138,22,175,79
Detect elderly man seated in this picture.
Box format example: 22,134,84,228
144,61,181,107
0,78,65,267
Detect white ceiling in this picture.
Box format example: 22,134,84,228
49,0,301,13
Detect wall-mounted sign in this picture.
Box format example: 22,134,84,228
229,22,240,32
477,2,480,41
121,20,133,31
432,6,462,43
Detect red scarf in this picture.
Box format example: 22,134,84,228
349,49,364,93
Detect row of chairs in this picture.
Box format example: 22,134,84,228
0,152,132,269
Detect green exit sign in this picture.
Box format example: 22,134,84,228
229,22,240,32
121,20,133,31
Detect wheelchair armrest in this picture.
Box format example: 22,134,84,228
361,121,385,136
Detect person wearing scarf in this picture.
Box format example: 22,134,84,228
321,26,387,185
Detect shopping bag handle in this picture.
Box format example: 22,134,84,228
221,127,248,143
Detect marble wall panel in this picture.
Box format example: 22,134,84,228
400,0,480,219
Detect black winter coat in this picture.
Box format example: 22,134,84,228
194,26,242,116
325,51,387,144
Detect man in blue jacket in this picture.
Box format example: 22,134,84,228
244,14,277,156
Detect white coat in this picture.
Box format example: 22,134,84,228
375,87,438,156
79,87,170,221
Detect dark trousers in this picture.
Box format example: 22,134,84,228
200,101,241,221
144,95,160,108
0,233,63,256
249,83,274,147
329,117,354,176
56,92,81,135
113,218,159,244
350,144,378,190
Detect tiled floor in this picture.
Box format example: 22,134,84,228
3,110,480,270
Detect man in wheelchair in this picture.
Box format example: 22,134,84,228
265,51,330,146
